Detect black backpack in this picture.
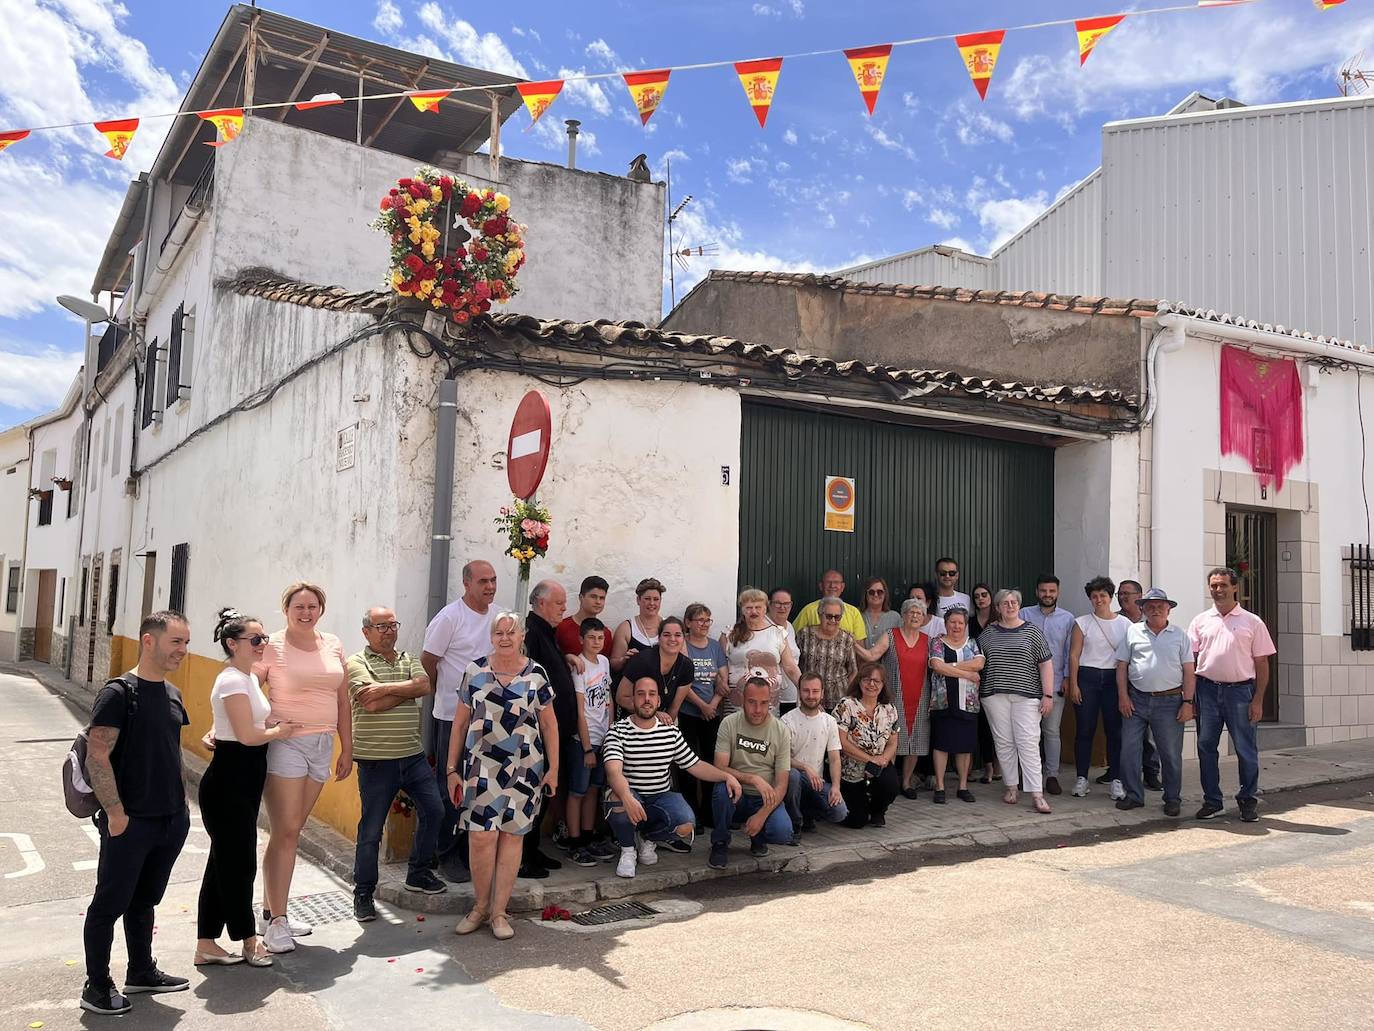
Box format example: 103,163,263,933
62,674,139,819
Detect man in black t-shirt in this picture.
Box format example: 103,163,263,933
81,611,193,1016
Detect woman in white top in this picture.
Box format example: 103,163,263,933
1068,577,1132,800
721,587,802,714
610,577,665,675
196,609,296,969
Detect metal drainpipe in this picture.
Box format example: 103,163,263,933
421,374,459,754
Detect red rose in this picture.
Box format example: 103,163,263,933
452,246,466,260
453,310,470,324
398,178,412,188
479,299,491,312
472,246,489,262
403,254,423,272
460,193,482,217
473,281,491,302
438,176,453,198
482,216,507,236
408,183,427,199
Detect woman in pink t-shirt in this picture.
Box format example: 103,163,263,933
253,581,351,954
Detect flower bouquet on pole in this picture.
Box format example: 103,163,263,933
496,498,551,611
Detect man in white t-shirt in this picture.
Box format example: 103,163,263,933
780,672,848,832
934,557,973,618
420,559,496,882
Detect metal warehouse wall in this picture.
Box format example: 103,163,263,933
835,246,998,290
1100,95,1374,345
994,170,1103,297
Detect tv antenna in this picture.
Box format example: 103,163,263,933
1338,51,1372,96
665,160,717,310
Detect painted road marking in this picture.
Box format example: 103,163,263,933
0,832,46,878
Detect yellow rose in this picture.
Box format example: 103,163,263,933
406,216,421,231
391,269,404,285
431,186,443,202
418,279,435,297
409,230,423,245
411,198,429,215
432,297,443,309
421,242,435,258
495,193,510,212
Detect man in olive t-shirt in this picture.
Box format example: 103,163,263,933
708,675,795,868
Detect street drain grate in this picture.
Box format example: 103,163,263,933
571,900,658,926
289,891,357,927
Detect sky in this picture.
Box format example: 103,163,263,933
1,0,1372,431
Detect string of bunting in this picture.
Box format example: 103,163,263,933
0,0,1351,158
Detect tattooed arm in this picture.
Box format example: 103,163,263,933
86,726,129,836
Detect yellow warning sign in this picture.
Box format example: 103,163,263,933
824,475,855,533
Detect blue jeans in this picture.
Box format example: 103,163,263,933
605,790,695,848
431,716,462,861
710,781,794,847
1120,687,1186,804
1074,666,1122,779
1196,677,1260,806
354,753,444,895
784,768,848,829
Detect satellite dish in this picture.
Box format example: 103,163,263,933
1338,51,1371,96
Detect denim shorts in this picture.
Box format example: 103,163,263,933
267,732,334,783
568,738,606,797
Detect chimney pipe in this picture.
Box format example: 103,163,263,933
565,119,580,169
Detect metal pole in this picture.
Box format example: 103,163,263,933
428,377,458,621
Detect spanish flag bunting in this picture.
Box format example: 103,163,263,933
517,80,564,125
954,30,1005,101
406,89,451,113
1313,0,1347,8
736,57,783,127
0,129,31,154
295,92,344,110
94,118,138,160
1075,15,1125,66
623,69,672,125
844,45,892,116
199,108,243,147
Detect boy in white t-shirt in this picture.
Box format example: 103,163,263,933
568,618,614,866
780,672,849,832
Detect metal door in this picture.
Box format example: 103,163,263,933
1225,507,1279,721
740,401,1055,606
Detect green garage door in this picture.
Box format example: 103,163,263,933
739,401,1054,605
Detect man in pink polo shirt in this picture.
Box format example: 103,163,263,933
1186,566,1276,823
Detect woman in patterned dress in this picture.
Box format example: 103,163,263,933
927,607,985,804
796,596,859,709
833,662,900,828
445,612,559,941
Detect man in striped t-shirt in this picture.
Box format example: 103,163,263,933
602,677,742,879
347,606,447,920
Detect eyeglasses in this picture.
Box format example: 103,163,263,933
368,621,401,632
690,616,712,623
821,613,842,622
867,588,885,596
938,570,959,578
237,634,269,646
861,677,883,686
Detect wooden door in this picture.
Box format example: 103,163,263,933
34,570,56,663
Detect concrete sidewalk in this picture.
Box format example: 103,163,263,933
13,657,1374,917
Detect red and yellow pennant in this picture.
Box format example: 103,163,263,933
406,89,451,113
1075,15,1125,65
1313,0,1347,9
736,57,783,127
0,129,31,155
295,92,344,111
955,30,1005,101
517,80,564,125
844,45,892,116
623,69,672,125
199,108,243,147
94,118,138,160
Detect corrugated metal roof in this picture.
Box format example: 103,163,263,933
833,245,997,291
218,268,1140,410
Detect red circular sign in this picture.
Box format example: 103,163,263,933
507,390,552,499
827,477,853,511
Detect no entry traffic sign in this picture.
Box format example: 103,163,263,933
507,390,552,499
824,475,855,533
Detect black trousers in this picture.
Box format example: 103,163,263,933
840,768,900,828
677,711,723,826
197,741,267,941
84,807,190,983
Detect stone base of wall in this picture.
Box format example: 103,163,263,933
49,631,68,673
17,627,34,661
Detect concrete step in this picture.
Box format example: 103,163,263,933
1259,722,1308,750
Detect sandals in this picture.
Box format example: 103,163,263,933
489,914,515,941
243,943,274,968
1033,795,1052,814
193,950,244,967
1002,789,1019,805
455,909,488,935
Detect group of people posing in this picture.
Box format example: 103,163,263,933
76,559,1275,1017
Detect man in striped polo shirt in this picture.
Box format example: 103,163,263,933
348,606,447,921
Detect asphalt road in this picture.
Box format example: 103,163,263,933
4,669,1373,1030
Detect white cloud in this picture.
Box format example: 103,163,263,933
510,26,542,44
789,0,805,14
556,67,612,115
976,192,1049,251
373,0,403,35
752,4,780,15
782,128,798,145
584,38,622,69
1002,8,1374,121
952,104,1015,146
652,147,688,179
865,124,914,159
726,157,761,184
0,344,82,412
900,189,923,212
939,236,976,254
413,3,528,77
926,208,959,230
902,91,920,111
667,199,826,300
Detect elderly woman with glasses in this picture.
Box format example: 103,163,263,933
859,577,902,647
833,662,900,827
977,588,1055,814
797,596,860,710
858,597,939,798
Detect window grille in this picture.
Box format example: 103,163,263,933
169,543,189,614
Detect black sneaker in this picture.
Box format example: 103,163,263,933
552,821,572,851
1239,798,1259,823
1115,798,1144,811
1095,772,1113,785
517,863,549,879
870,813,887,828
569,846,600,867
662,836,692,854
405,869,447,895
1196,802,1224,820
932,790,947,804
800,816,816,832
123,967,189,995
81,978,131,1015
1144,771,1164,791
708,844,729,869
750,836,769,858
786,833,801,846
1163,800,1181,817
439,855,471,884
354,893,377,922
532,850,562,871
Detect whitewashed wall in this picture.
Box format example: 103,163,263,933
1053,432,1140,613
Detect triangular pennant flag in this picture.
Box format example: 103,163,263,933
623,70,672,125
844,45,892,116
1313,0,1347,8
406,90,451,113
954,30,1005,101
1075,15,1125,66
94,118,138,160
199,108,243,147
295,92,344,111
0,129,31,155
517,80,564,125
735,57,783,127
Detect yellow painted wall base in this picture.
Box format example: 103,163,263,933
112,637,362,842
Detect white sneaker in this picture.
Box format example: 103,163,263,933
637,838,658,866
257,912,312,937
263,917,296,954
615,847,636,878
1110,779,1126,801
1072,777,1090,797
